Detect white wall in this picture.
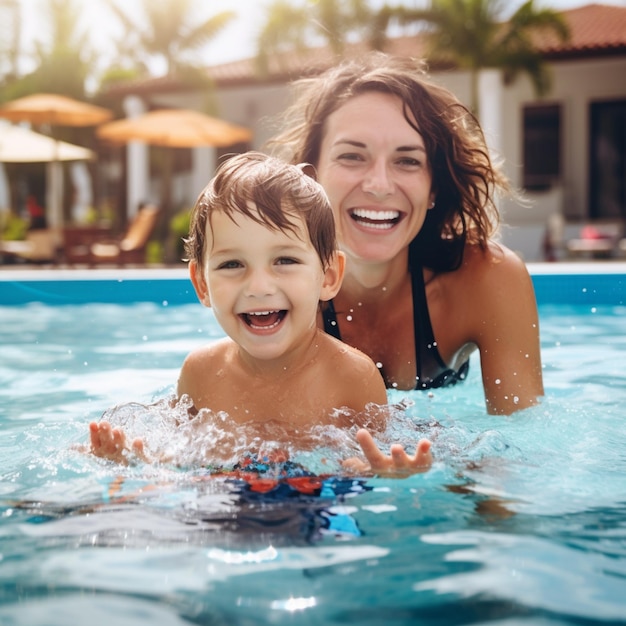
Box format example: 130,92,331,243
148,83,291,209
435,56,626,260
123,54,626,260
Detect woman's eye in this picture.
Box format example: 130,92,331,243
276,257,299,265
337,152,364,163
397,156,423,168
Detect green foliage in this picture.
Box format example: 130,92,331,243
1,213,28,241
0,0,92,101
256,0,381,72
102,0,236,76
146,240,164,265
387,0,570,115
169,209,192,261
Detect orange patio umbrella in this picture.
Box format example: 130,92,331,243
0,93,112,127
0,93,112,227
96,108,252,148
97,109,253,255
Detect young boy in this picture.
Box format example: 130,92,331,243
90,152,432,476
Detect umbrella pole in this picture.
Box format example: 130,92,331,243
160,147,175,264
46,158,63,229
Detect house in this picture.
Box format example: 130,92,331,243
103,3,626,261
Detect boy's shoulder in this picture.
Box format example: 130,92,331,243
183,337,235,367
317,330,380,376
314,330,388,406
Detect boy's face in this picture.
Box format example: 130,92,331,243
194,204,342,364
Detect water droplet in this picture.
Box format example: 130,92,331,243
346,315,353,322
495,378,501,385
376,362,383,369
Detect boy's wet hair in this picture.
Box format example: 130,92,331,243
185,151,336,270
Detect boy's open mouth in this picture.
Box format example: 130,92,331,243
240,310,287,330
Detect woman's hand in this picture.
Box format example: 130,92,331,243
342,428,432,477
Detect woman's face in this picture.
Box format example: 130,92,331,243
316,91,434,265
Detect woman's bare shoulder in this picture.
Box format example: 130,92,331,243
452,241,530,287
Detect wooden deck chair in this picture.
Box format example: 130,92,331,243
90,205,160,265
0,229,61,264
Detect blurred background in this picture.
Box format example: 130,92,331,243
1,0,625,266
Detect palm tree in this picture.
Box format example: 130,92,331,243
103,0,235,77
100,0,238,258
1,0,93,102
386,0,570,116
256,0,379,72
0,0,22,83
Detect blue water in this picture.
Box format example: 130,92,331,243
1,300,625,625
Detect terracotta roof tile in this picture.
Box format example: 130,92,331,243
206,4,626,84
104,4,626,96
535,4,626,57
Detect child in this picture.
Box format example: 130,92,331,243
90,152,432,476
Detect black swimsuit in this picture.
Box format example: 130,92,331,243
322,265,469,390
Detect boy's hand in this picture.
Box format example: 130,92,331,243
89,420,147,464
343,428,432,477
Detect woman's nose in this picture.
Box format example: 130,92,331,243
362,161,394,198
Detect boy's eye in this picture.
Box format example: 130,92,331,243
216,260,242,270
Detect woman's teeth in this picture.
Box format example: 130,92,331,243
351,209,400,229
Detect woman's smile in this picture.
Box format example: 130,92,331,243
349,208,403,230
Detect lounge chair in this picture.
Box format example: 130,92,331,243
566,221,624,259
0,229,61,264
89,205,160,266
63,225,114,265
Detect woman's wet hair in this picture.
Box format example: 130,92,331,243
269,52,511,271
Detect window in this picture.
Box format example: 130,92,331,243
590,100,626,220
522,104,561,191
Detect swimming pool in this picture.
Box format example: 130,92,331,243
1,264,625,625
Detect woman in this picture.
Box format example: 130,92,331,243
270,53,544,415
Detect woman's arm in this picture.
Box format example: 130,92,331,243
465,246,544,415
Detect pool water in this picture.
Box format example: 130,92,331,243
1,299,626,625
